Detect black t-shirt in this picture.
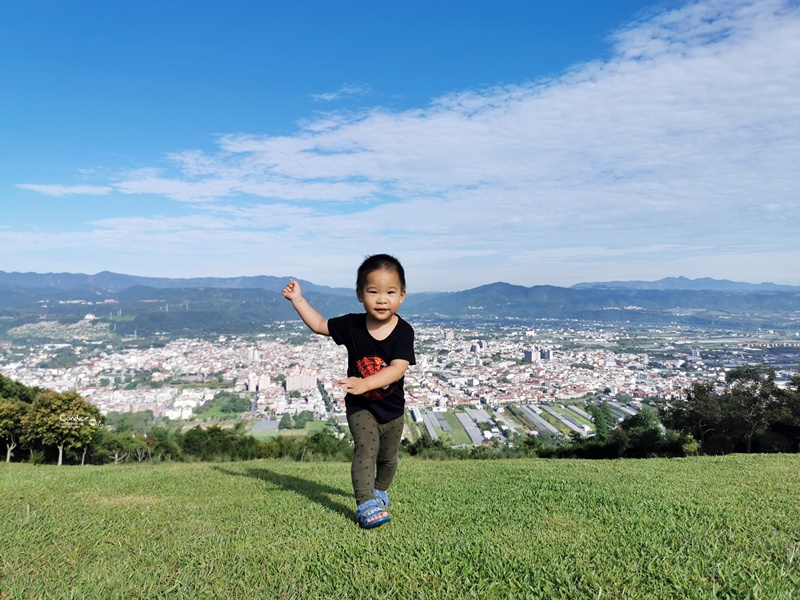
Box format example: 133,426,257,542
328,313,416,423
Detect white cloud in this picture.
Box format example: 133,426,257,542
11,0,800,289
16,184,113,197
311,84,372,102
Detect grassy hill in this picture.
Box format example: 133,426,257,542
2,455,799,599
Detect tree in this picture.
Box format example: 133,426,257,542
131,434,151,462
21,391,102,466
294,410,314,429
182,426,216,460
318,381,334,411
0,374,38,403
403,434,447,458
520,433,541,456
0,398,27,462
777,370,800,452
147,426,183,462
724,365,777,453
95,429,137,464
618,406,663,458
259,439,280,458
587,403,615,442
219,394,250,413
302,429,349,460
183,425,241,461
105,410,154,434
660,381,721,449
608,427,631,458
278,413,293,430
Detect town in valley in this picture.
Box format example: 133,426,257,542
3,309,798,446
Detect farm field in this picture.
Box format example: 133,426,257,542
2,455,799,599
406,403,604,443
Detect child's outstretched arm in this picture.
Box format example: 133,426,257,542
282,279,329,335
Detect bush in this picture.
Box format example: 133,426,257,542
703,433,735,455
259,441,280,459
658,430,698,457
27,450,45,465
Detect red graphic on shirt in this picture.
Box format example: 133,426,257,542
356,356,394,400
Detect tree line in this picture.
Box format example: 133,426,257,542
401,365,800,460
660,364,800,454
541,364,800,459
1,365,799,465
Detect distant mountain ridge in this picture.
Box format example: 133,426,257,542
1,271,798,334
2,270,796,294
0,270,353,296
409,281,800,319
571,276,800,292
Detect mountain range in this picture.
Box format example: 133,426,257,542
0,270,353,296
1,270,797,294
1,271,798,335
572,276,800,292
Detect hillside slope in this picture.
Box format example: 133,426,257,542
2,456,799,599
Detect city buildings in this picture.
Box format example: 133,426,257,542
4,319,780,428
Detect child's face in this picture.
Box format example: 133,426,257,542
357,268,406,323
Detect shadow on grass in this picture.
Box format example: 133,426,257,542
213,465,354,522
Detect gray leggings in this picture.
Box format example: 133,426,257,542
346,408,404,506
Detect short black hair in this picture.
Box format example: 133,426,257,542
356,254,406,291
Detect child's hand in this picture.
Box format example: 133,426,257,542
282,279,302,301
336,377,369,396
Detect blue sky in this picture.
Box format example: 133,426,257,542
2,0,799,292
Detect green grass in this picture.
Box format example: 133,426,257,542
2,455,800,599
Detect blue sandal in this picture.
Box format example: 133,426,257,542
357,499,390,529
374,489,390,508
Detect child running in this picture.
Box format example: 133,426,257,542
282,254,416,529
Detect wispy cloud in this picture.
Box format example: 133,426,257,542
311,84,372,102
16,184,113,197
12,0,800,289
